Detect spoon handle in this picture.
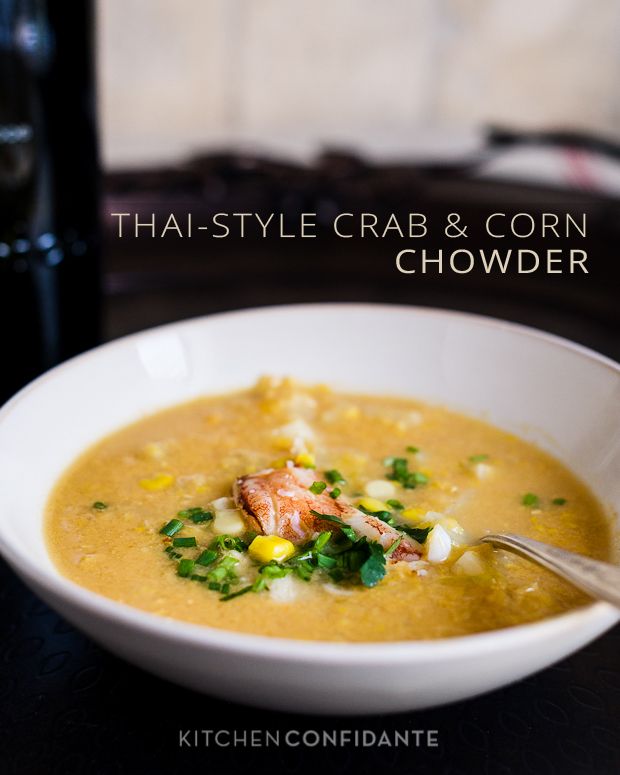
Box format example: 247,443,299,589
480,533,620,608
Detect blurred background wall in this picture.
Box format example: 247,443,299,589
97,0,620,169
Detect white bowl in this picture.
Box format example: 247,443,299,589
0,304,618,715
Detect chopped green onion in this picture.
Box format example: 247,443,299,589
385,457,428,489
316,553,337,569
552,497,567,506
196,549,218,567
159,518,184,537
190,574,208,582
177,559,195,577
469,454,489,463
390,457,408,478
325,469,346,485
178,507,213,524
313,531,332,552
293,559,315,582
259,563,291,579
385,536,403,556
330,487,341,499
309,481,327,495
406,446,419,454
213,556,239,572
220,583,255,602
253,577,268,593
522,493,540,507
209,535,247,552
92,501,108,510
173,536,197,548
386,499,404,510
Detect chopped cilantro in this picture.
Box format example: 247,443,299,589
406,446,419,454
400,525,432,543
310,510,357,542
359,543,387,587
358,504,395,525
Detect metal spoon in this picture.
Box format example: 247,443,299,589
479,533,620,608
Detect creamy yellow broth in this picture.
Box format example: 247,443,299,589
46,377,612,641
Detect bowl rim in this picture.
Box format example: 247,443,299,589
0,302,618,663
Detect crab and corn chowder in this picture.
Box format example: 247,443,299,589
46,377,612,642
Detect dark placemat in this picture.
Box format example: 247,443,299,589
1,558,618,775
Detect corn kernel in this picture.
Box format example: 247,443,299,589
401,507,425,523
141,442,166,460
249,535,296,563
139,473,175,491
294,452,316,468
357,496,390,513
273,435,293,450
342,406,360,420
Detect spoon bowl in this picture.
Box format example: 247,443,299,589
480,533,620,608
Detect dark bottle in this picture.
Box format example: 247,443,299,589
0,1,101,405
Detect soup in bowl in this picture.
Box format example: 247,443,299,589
0,305,618,713
46,376,611,641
